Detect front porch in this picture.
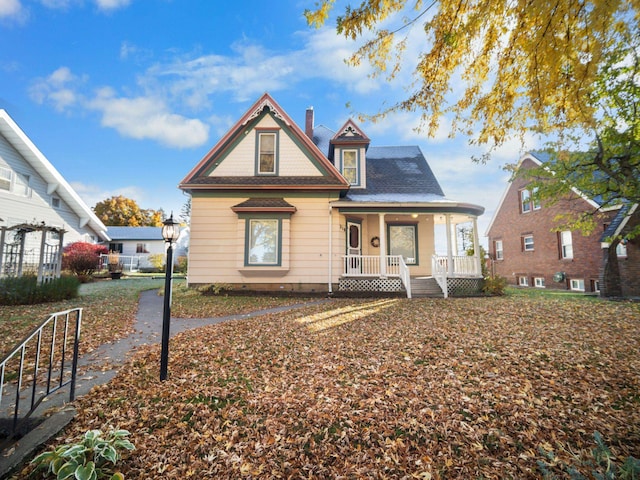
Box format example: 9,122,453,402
339,254,483,298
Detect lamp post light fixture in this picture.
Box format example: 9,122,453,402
160,213,180,381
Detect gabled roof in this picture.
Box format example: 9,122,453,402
106,226,163,241
0,110,109,241
179,93,349,191
485,151,608,236
600,203,639,245
331,119,370,145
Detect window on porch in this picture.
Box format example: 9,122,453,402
388,224,417,265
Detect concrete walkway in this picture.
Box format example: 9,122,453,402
0,290,329,478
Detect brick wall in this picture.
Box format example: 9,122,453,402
487,157,615,292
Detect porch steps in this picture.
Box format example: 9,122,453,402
410,277,444,298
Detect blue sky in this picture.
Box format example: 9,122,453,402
0,0,537,240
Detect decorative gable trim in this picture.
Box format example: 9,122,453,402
331,119,370,144
231,198,297,214
179,93,350,190
243,97,289,126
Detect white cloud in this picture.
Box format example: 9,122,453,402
88,87,209,148
70,182,147,211
94,0,130,11
0,0,27,22
29,67,84,111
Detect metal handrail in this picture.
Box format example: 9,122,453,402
0,308,81,446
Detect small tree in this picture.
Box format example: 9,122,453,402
62,242,108,277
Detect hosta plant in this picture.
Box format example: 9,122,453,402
30,428,134,480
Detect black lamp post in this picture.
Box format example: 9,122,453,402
160,213,180,381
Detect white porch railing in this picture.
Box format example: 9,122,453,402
432,254,482,299
342,255,412,298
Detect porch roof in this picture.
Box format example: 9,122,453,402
331,198,485,219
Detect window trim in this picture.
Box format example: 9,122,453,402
255,130,279,176
245,217,282,267
570,278,585,292
0,166,11,191
616,242,628,258
387,223,419,265
340,148,360,186
518,276,529,287
534,277,545,288
522,235,534,252
494,239,504,260
560,230,573,259
520,189,531,213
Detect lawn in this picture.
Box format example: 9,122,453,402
16,293,640,479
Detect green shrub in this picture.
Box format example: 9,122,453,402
176,255,188,274
0,275,80,305
30,428,134,480
197,283,233,295
482,275,508,296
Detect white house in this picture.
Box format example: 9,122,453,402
0,110,109,279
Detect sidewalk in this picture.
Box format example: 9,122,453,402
0,290,328,478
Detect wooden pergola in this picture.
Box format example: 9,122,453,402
0,222,65,284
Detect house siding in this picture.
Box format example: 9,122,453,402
0,133,101,244
210,115,324,178
188,193,343,291
487,157,615,292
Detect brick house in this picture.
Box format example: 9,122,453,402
599,204,640,298
486,152,631,294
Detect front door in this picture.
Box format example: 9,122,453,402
346,220,361,274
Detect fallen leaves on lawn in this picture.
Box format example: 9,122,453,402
22,296,640,478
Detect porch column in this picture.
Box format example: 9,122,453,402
446,214,454,276
37,228,47,284
328,205,333,293
379,213,387,277
472,217,482,276
0,227,5,278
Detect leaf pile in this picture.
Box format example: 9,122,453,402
23,296,640,478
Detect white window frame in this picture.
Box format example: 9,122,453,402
616,242,628,258
520,189,531,213
518,276,529,286
523,235,534,251
341,149,359,186
560,231,573,259
495,240,503,260
0,166,11,191
532,186,541,210
534,277,545,288
570,279,585,291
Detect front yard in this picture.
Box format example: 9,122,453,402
14,292,640,478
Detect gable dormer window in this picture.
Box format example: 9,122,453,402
341,149,359,186
256,130,278,175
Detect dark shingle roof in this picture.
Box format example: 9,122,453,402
106,226,163,241
359,146,445,197
232,198,296,209
600,205,630,242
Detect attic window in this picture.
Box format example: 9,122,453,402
256,131,278,175
341,149,359,186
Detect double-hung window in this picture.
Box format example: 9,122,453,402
388,224,418,265
522,235,534,251
256,131,277,175
0,167,11,191
341,149,359,185
247,218,280,266
520,189,531,213
494,240,503,260
560,231,573,259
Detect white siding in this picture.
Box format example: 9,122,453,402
0,133,100,244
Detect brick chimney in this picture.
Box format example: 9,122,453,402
305,107,314,139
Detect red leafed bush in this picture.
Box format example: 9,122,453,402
62,242,108,277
